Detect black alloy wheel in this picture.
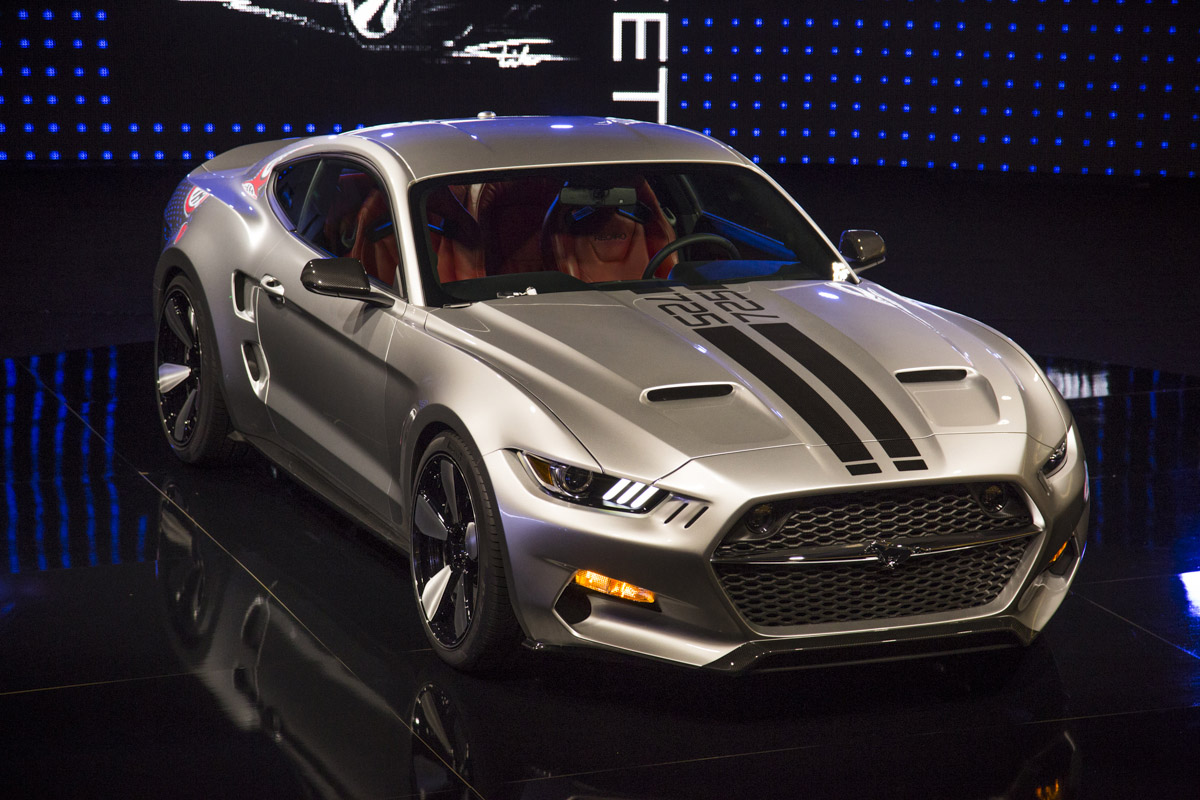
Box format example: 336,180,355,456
411,433,519,670
157,284,202,447
155,274,244,464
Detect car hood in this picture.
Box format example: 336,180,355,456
426,280,1067,482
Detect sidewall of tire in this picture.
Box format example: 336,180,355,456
157,274,241,465
411,432,519,671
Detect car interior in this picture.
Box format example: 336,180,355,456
277,159,403,287
417,167,838,301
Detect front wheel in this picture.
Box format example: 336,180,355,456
410,432,520,671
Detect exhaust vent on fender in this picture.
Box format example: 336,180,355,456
644,383,735,403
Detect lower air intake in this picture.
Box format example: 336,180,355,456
714,537,1030,627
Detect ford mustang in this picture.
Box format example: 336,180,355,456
155,115,1088,672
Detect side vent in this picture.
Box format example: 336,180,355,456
896,368,968,384
661,498,711,528
231,271,257,323
242,342,269,400
243,343,262,382
645,383,735,402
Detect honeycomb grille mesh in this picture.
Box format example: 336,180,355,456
715,537,1031,627
715,483,1031,559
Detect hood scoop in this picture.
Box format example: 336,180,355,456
644,383,736,403
896,368,968,384
895,368,1000,427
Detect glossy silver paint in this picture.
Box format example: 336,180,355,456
156,116,1088,670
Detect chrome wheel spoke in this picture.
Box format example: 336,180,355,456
440,458,460,525
421,564,453,623
453,577,471,638
157,362,192,395
164,298,195,351
174,387,198,441
414,493,448,541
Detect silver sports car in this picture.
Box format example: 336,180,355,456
155,115,1088,672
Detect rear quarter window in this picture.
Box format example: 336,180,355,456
273,159,321,228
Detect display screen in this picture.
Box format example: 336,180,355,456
1,1,1196,177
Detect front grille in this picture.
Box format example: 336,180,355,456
715,483,1031,559
715,537,1031,627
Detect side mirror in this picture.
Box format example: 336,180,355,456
301,258,394,307
838,230,886,271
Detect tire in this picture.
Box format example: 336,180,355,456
155,274,246,465
410,432,520,671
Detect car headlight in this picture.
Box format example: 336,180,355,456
520,453,667,513
1041,433,1069,477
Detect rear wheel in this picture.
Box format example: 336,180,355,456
410,432,519,671
155,274,245,465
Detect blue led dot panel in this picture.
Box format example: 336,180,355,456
0,2,1196,177
674,2,1199,177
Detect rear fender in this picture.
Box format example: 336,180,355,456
154,198,275,441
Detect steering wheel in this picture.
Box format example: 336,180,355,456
642,233,741,280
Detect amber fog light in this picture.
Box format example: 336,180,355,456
1047,539,1077,576
573,570,656,604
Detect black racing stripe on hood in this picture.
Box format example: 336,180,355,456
752,322,921,460
697,325,872,464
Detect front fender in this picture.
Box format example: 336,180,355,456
386,322,598,534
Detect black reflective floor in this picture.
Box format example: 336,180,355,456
2,343,1198,798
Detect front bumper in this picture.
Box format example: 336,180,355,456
486,429,1088,671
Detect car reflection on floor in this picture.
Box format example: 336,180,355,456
154,447,1082,799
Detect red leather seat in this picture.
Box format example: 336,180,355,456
320,172,373,255
348,189,400,287
541,181,677,282
475,178,560,274
426,185,484,284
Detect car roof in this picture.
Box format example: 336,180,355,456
348,116,751,180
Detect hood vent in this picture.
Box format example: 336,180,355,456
896,368,968,384
645,383,735,402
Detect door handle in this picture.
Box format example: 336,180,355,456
261,275,285,302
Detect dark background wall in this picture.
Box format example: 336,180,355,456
1,1,1197,373
2,2,1196,173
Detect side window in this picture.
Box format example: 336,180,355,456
273,159,321,228
291,158,402,290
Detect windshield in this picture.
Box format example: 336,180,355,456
411,164,843,305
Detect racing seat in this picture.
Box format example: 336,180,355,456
348,189,401,287
541,181,677,283
316,172,373,255
426,185,484,284
475,178,560,274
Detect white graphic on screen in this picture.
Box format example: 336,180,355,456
178,0,568,64
451,38,566,69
